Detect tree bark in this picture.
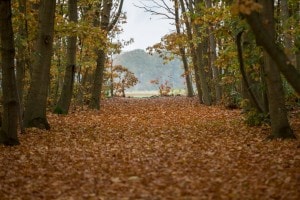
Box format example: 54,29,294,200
89,0,111,110
296,50,300,72
174,0,194,97
209,29,222,102
24,0,56,129
279,0,293,59
89,0,124,109
89,49,106,109
0,0,20,145
257,0,295,139
194,0,212,105
205,0,222,102
55,0,78,114
196,41,212,105
16,0,27,133
236,31,264,113
296,2,300,71
180,0,203,102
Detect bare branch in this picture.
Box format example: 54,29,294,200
134,0,175,20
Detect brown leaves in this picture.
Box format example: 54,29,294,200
0,97,299,199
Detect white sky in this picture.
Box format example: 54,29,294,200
119,0,174,52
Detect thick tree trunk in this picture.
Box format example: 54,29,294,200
194,0,212,105
263,52,295,139
55,0,78,114
174,0,194,97
89,49,106,109
24,0,56,129
259,0,295,139
196,41,212,105
27,1,40,78
0,0,20,145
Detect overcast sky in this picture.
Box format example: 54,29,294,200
119,0,174,52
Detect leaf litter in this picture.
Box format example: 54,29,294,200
0,97,299,199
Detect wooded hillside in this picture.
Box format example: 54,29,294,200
113,49,185,91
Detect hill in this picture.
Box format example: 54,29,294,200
113,49,186,91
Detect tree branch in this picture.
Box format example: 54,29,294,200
134,0,175,20
243,11,300,94
107,0,124,32
236,31,264,113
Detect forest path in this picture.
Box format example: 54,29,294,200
1,97,299,199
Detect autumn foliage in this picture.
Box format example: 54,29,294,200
111,65,138,97
0,97,299,199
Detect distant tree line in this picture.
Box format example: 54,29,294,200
113,49,186,91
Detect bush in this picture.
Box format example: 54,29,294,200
224,91,241,109
53,106,64,114
244,109,269,126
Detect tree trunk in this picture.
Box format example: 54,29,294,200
0,0,20,145
16,0,27,107
260,60,269,113
236,31,264,113
194,0,212,105
296,50,300,72
209,30,222,102
16,0,27,133
180,0,203,102
55,0,78,114
89,49,106,109
24,0,56,130
196,41,212,105
121,85,125,97
205,0,222,102
174,0,194,97
89,0,111,109
279,0,294,61
181,49,195,97
89,0,123,109
259,0,295,139
296,2,300,72
110,60,114,97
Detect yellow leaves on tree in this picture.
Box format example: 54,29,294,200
112,65,138,97
232,0,263,15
